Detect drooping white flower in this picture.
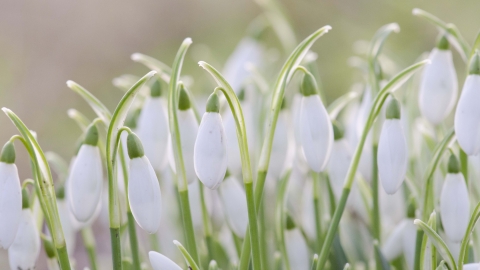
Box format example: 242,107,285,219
0,142,22,249
149,251,182,270
402,219,417,270
194,93,227,189
223,37,263,94
285,216,310,270
463,263,480,270
67,124,103,222
136,80,169,172
419,35,458,125
170,86,198,184
382,218,416,269
268,106,294,180
327,121,352,199
299,73,333,172
440,155,470,242
8,192,40,270
219,176,248,237
127,132,162,234
378,99,408,194
56,193,77,255
454,53,480,155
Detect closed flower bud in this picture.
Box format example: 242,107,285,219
440,154,470,242
194,93,228,189
378,99,408,194
149,251,182,270
419,35,458,125
454,52,480,155
0,142,22,249
127,132,162,234
219,176,248,237
136,79,169,171
170,85,198,184
327,121,352,198
68,124,103,222
299,73,333,172
8,194,40,270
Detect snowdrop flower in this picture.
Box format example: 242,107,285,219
56,187,77,255
285,215,310,270
378,98,408,194
194,92,227,189
327,121,352,198
299,72,333,172
127,132,162,234
223,37,263,94
170,85,198,184
136,79,169,172
440,154,470,242
8,189,40,270
68,124,103,222
419,35,458,125
219,176,248,237
356,88,373,182
463,263,480,270
268,101,294,180
454,52,480,155
149,251,182,270
0,142,22,249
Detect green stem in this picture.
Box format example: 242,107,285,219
82,227,99,270
245,182,262,270
110,227,122,269
372,144,381,242
460,149,468,185
312,172,323,250
200,184,214,262
56,245,71,270
259,198,269,270
179,189,200,264
127,212,141,269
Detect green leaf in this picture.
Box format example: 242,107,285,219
458,201,480,270
327,91,360,119
67,109,90,130
414,219,457,270
67,81,112,122
369,23,400,62
374,240,392,270
174,240,200,270
310,254,319,270
274,170,292,270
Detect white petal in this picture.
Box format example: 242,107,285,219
149,251,182,270
0,162,22,249
440,173,470,242
194,113,228,189
327,139,352,199
219,176,248,237
285,228,310,270
128,156,162,234
402,219,417,270
223,37,263,94
300,95,333,172
58,200,77,255
67,145,103,222
378,119,408,194
8,209,40,270
382,220,407,261
464,263,480,270
170,109,198,184
187,180,204,229
268,111,293,180
455,75,480,155
136,96,169,171
419,48,458,125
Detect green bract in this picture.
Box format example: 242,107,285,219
127,133,145,159
0,141,16,164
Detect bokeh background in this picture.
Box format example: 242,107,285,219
0,0,479,268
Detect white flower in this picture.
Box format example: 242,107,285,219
454,54,480,155
8,209,40,270
382,219,416,269
378,99,408,194
219,176,248,237
268,109,293,180
402,219,417,270
327,122,352,199
57,199,77,255
223,37,263,94
0,142,22,249
149,251,182,270
194,93,227,189
67,124,103,222
464,263,480,270
419,38,458,125
299,74,333,172
136,93,169,172
285,227,310,270
440,156,470,242
127,133,162,234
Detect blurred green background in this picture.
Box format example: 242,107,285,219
0,0,479,268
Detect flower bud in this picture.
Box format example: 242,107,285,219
149,251,182,270
194,93,228,189
0,142,22,249
127,133,162,234
454,52,480,155
68,124,103,222
8,208,40,270
419,37,458,125
440,155,470,242
136,80,169,171
219,176,248,237
378,99,408,194
299,73,333,172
